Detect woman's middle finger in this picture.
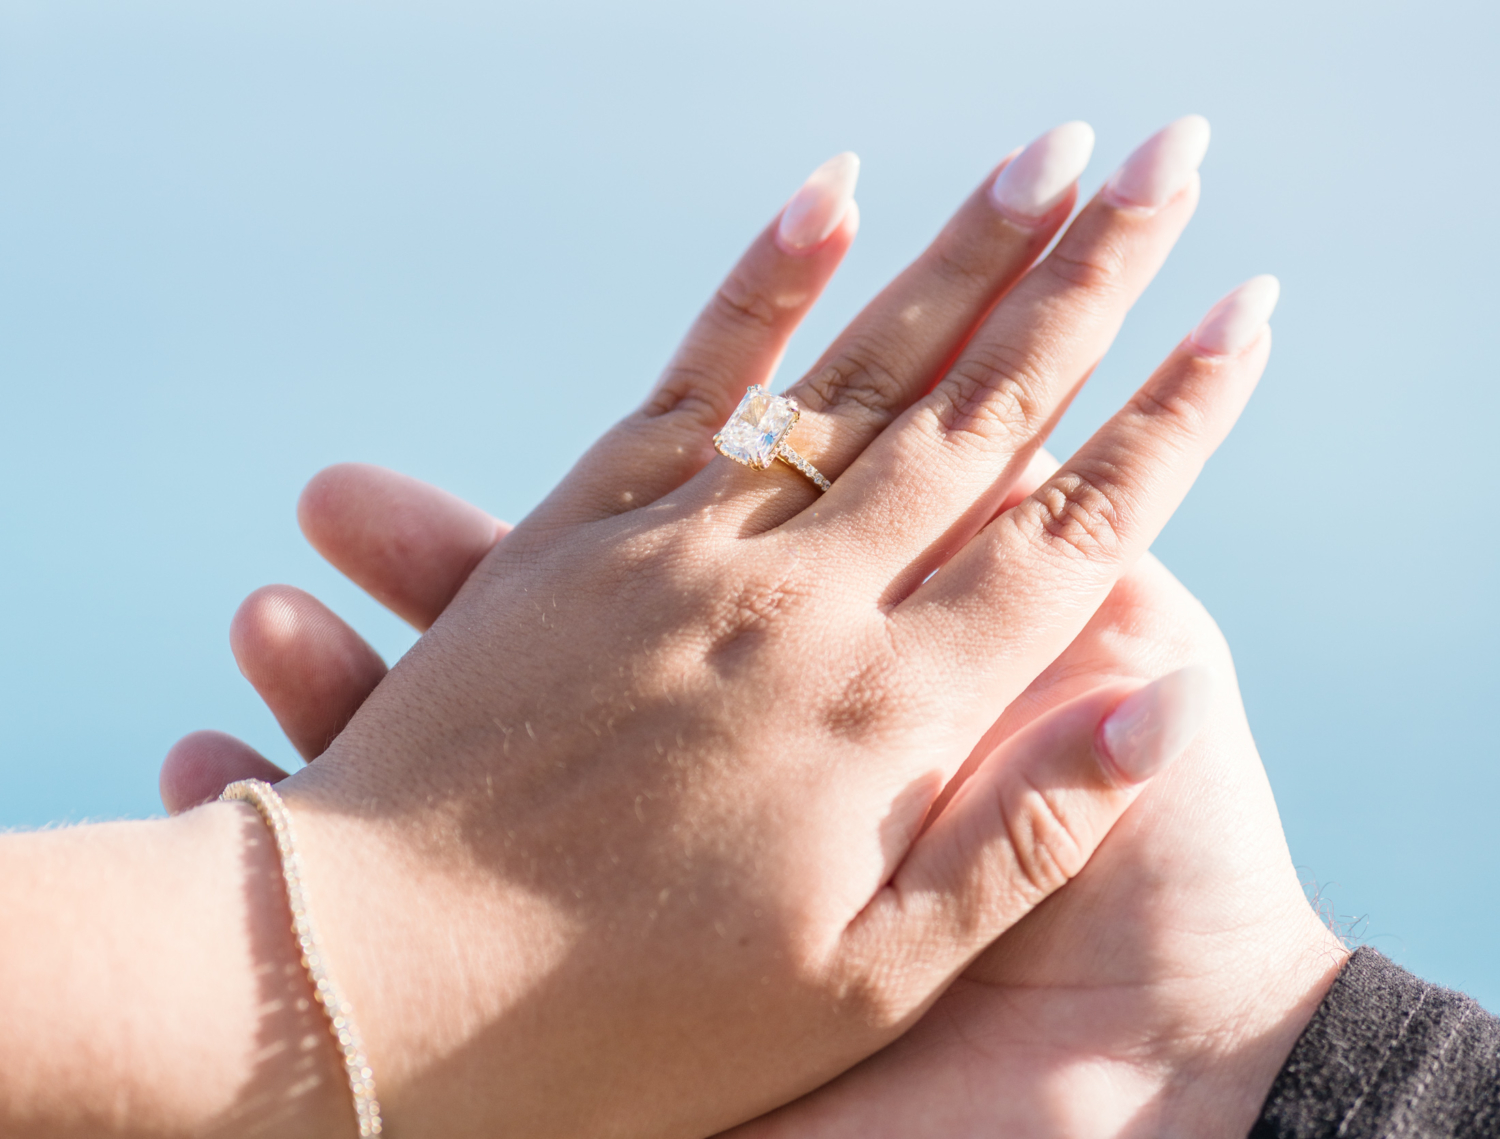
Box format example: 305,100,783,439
779,121,1097,449
688,120,1095,514
811,116,1212,590
543,122,1094,530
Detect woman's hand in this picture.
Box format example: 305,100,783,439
170,474,1345,1139
166,116,1275,1138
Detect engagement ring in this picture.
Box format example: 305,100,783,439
713,385,831,493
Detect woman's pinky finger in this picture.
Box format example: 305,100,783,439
541,154,860,521
900,275,1281,702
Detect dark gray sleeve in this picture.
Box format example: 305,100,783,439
1250,947,1500,1138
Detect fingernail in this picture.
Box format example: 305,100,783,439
1190,275,1281,356
1098,666,1214,783
1103,115,1211,209
989,121,1095,224
777,152,860,252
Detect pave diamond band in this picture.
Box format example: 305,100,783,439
713,385,831,493
775,441,832,492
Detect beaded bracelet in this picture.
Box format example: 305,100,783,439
222,779,384,1137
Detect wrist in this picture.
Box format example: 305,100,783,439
279,772,573,1137
1156,908,1348,1137
0,805,351,1139
181,801,359,1139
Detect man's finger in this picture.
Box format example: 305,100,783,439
160,730,289,814
230,585,387,761
298,463,507,630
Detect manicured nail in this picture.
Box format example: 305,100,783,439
1190,275,1281,356
1103,115,1211,209
1098,666,1214,783
989,121,1095,223
777,152,860,252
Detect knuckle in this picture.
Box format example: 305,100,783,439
795,343,907,425
640,366,731,426
702,571,809,668
638,266,792,425
924,229,999,292
711,270,782,333
1003,776,1090,901
1029,467,1128,563
929,345,1048,445
1127,377,1212,438
1042,235,1128,296
821,653,908,743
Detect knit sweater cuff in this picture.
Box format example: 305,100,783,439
1250,947,1500,1138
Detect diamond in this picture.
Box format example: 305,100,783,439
713,385,800,470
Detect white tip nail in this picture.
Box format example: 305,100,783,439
1104,114,1211,209
1190,274,1281,356
990,121,1095,223
1099,666,1215,783
777,152,860,252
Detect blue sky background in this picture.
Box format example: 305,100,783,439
2,0,1496,1007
